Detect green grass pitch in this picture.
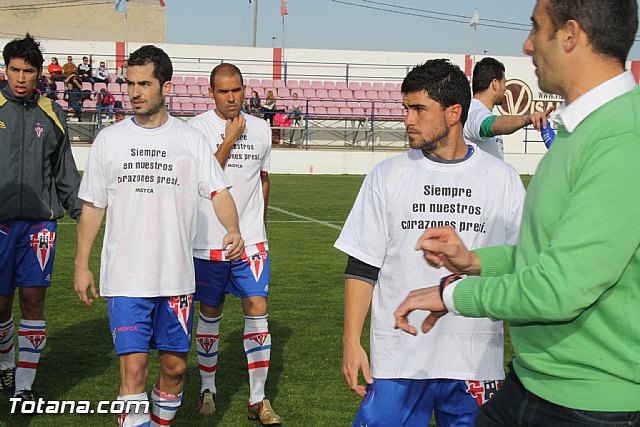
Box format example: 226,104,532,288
1,173,529,426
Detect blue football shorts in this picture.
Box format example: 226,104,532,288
193,250,271,307
0,220,58,296
107,295,194,355
352,378,502,427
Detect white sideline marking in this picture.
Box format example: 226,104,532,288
268,206,343,231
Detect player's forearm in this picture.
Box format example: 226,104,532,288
75,202,105,268
211,189,241,234
343,279,373,345
490,114,531,135
261,174,270,222
214,139,235,168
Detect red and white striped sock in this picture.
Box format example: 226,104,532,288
196,312,221,393
0,316,15,370
117,392,149,427
243,315,270,405
15,319,46,394
151,386,182,426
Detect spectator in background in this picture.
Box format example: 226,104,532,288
47,57,63,81
77,56,93,84
249,90,262,116
96,88,115,121
95,61,109,84
37,73,58,100
115,60,128,84
64,80,84,121
62,56,77,79
262,90,276,126
0,71,7,89
288,92,302,124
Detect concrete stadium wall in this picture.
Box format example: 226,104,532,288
71,146,543,175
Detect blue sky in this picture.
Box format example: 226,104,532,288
166,0,640,59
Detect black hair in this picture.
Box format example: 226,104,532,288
401,59,471,125
127,45,173,85
547,0,637,65
471,57,505,95
2,34,44,71
210,63,244,89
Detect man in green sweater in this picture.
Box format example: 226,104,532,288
394,0,640,425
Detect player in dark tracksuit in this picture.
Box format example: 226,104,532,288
0,34,82,406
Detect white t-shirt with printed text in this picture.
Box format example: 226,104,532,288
335,146,525,380
464,98,504,159
189,110,271,259
79,116,230,297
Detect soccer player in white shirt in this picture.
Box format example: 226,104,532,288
188,63,280,425
74,46,244,427
463,57,551,160
335,59,525,427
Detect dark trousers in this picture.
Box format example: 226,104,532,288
476,365,640,427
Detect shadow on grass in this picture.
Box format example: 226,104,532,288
0,316,114,427
181,319,292,425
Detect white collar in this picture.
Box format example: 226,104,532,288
552,71,636,133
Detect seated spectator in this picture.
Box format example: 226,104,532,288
63,56,77,79
37,74,58,100
249,90,262,116
96,88,116,121
95,61,109,84
64,81,84,121
262,90,277,126
115,60,128,84
78,56,94,83
48,57,63,81
0,71,7,89
289,92,302,124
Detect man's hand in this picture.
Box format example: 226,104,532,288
342,341,373,397
225,115,246,144
394,286,446,335
530,106,555,131
74,265,98,307
223,230,244,261
415,226,480,275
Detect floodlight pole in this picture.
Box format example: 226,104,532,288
252,0,258,47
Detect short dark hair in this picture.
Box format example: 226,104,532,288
2,34,44,71
127,45,172,85
471,57,505,95
401,59,471,125
547,0,637,65
210,63,243,89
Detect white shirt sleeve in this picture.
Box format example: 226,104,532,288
78,134,108,208
334,168,388,268
199,138,230,198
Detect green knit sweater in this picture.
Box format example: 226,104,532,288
453,86,640,411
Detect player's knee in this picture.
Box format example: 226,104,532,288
121,362,148,389
160,357,187,382
19,288,46,319
242,296,268,316
200,303,223,318
0,296,14,320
